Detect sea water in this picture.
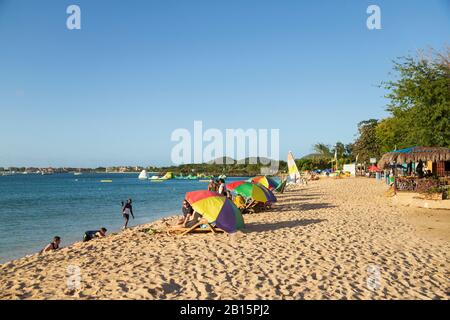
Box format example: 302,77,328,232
0,173,244,263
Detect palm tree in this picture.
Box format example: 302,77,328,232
313,143,332,158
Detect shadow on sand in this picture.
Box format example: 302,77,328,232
243,218,326,233
276,202,337,212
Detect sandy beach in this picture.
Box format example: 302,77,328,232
0,178,448,300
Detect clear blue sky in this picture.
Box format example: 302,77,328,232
0,0,449,167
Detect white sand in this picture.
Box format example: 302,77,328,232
0,178,448,299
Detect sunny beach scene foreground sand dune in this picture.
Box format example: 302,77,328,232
1,178,448,300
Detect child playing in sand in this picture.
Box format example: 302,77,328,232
41,236,61,253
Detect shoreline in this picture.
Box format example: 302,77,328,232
0,214,181,266
1,178,448,299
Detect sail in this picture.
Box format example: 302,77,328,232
287,151,301,184
162,172,174,179
138,170,148,180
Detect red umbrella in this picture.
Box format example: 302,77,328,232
368,165,381,172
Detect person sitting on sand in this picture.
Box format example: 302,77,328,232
169,210,206,231
122,199,135,229
178,199,194,225
41,236,61,253
185,211,203,228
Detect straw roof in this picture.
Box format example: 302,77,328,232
378,146,450,168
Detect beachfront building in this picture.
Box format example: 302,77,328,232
378,146,450,197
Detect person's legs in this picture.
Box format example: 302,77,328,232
123,214,129,228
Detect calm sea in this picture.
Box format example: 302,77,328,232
0,173,244,263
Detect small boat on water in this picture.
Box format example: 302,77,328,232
74,172,82,176
138,170,148,180
148,172,173,181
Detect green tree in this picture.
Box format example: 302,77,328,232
381,48,450,148
313,143,332,158
353,119,381,163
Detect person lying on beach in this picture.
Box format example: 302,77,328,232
178,199,194,225
122,198,135,229
83,228,107,242
95,227,107,238
41,236,61,253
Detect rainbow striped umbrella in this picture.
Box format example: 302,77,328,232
185,190,245,233
248,176,280,190
226,181,277,203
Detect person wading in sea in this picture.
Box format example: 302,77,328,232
121,199,135,229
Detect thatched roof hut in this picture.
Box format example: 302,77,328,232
378,146,450,168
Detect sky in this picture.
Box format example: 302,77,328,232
0,0,449,167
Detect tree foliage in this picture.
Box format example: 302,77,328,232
354,48,450,162
353,119,381,162
379,48,450,149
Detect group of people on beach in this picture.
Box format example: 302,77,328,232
40,198,135,254
207,178,228,196
172,178,268,231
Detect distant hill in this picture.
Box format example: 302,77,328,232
207,157,236,165
237,157,279,165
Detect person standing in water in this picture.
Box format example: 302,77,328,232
122,199,135,229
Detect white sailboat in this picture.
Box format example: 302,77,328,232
138,170,149,180
287,151,301,184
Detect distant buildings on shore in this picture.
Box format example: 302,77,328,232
0,166,149,175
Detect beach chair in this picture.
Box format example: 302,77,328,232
274,179,287,193
167,219,224,236
242,200,269,214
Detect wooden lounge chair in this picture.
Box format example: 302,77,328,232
167,219,224,236
242,200,270,214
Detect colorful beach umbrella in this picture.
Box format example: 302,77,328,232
248,176,280,190
226,181,277,203
368,165,381,172
185,190,245,233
